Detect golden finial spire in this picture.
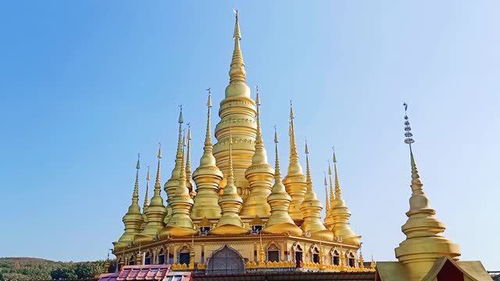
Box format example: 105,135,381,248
274,126,280,179
185,123,194,194
395,103,460,280
304,140,312,186
327,161,335,207
332,147,342,199
154,144,162,195
164,106,185,205
143,165,151,210
229,9,246,84
113,155,144,250
323,172,330,211
283,100,307,223
263,127,302,236
287,100,302,174
191,89,224,219
133,153,140,203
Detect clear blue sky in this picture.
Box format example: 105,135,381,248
1,0,499,270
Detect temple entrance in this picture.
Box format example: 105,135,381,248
207,245,245,275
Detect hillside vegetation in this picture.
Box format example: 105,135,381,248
0,257,110,281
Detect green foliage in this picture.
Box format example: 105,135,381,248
0,257,109,280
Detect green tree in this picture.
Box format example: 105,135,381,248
50,267,77,280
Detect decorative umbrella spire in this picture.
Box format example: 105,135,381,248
263,127,302,236
283,100,307,223
114,154,144,250
134,144,167,245
395,103,460,280
300,141,333,241
160,128,196,238
329,148,360,246
211,128,248,235
229,9,246,84
164,106,185,221
192,88,223,220
241,86,273,217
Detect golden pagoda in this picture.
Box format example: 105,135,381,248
112,11,364,274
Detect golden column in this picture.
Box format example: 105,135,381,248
300,142,334,241
114,155,144,250
395,106,460,281
283,102,307,224
211,129,249,235
330,149,360,246
185,124,195,197
213,11,257,193
263,128,302,236
191,89,223,220
241,88,273,217
134,145,167,245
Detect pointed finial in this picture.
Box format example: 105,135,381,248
157,143,162,159
143,165,151,209
133,154,141,201
136,153,141,170
206,88,212,107
233,9,241,39
332,147,342,197
146,165,151,181
287,100,302,175
402,103,423,194
274,125,281,179
305,140,312,185
332,146,337,163
178,105,184,124
229,9,246,83
254,85,264,144
324,171,330,210
154,142,162,195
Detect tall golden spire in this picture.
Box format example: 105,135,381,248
211,128,248,235
241,86,273,217
283,101,307,223
395,104,460,281
114,154,144,250
143,165,151,210
329,148,361,246
300,141,333,241
160,113,196,237
229,9,246,84
134,145,167,245
323,171,334,230
263,127,302,236
328,161,335,208
185,123,194,196
164,106,185,223
140,165,151,231
213,11,257,192
192,89,223,220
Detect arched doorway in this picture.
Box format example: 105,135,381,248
292,244,303,268
207,245,245,275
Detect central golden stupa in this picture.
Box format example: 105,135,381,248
112,11,367,274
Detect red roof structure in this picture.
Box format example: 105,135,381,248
98,265,192,281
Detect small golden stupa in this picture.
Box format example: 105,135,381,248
112,11,364,273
